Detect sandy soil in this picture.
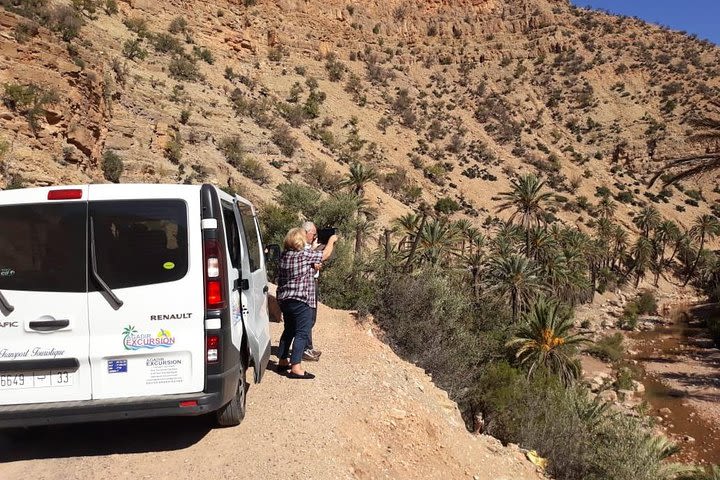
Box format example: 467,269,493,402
0,301,544,480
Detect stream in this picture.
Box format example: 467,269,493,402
630,304,720,465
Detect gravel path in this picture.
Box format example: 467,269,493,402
0,302,544,480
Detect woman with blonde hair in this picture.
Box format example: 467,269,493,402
276,227,338,379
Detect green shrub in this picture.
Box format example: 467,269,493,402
192,46,214,64
168,55,201,81
325,54,346,81
434,197,460,214
150,32,183,54
618,302,639,330
101,150,123,183
218,135,245,168
258,202,298,246
164,129,183,164
179,109,191,125
13,21,39,43
50,5,83,41
271,124,299,157
267,45,284,62
277,182,321,216
635,290,657,315
122,38,147,61
2,83,59,132
123,16,148,36
240,157,270,185
168,16,188,34
615,367,634,390
479,367,673,480
585,333,624,362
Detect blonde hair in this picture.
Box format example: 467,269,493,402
283,227,306,252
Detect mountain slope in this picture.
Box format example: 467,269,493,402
1,0,718,231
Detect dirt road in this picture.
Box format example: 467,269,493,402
0,302,543,480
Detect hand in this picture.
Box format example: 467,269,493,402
313,262,323,271
328,234,339,244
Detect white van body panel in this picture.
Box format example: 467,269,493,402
234,195,271,382
0,186,91,405
86,184,205,399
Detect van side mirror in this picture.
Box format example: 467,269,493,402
265,244,281,263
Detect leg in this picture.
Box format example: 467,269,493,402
277,301,297,364
306,307,317,350
289,302,314,372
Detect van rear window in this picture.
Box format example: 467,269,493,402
90,200,188,289
0,203,87,293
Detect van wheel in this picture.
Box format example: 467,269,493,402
216,362,247,427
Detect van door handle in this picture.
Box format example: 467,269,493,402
29,319,70,331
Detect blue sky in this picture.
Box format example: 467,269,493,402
570,0,720,45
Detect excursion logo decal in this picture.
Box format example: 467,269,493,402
122,326,176,350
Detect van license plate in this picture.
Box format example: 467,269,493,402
0,371,76,390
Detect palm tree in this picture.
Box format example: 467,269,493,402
684,214,720,286
452,218,473,256
353,214,376,258
644,435,698,480
496,174,553,255
487,254,545,321
634,206,662,238
507,297,588,385
611,225,628,271
649,101,720,187
652,220,680,286
417,219,458,267
596,196,617,219
341,162,377,196
629,236,654,288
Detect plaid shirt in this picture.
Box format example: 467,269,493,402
277,249,323,308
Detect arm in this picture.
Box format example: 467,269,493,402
321,235,338,261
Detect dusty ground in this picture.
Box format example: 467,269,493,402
0,300,544,480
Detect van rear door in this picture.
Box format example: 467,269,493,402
0,187,91,405
234,196,271,382
86,185,205,399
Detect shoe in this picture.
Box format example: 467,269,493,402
276,363,291,374
303,350,320,362
287,371,315,379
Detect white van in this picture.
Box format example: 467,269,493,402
0,184,272,427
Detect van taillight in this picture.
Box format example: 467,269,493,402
203,238,226,309
48,189,82,200
207,334,219,363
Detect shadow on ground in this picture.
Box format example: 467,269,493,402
0,415,213,462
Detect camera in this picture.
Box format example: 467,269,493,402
316,227,337,245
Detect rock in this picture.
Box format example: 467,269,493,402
598,390,617,403
389,408,406,419
617,389,634,401
683,435,695,443
659,407,672,416
66,123,97,157
631,380,645,394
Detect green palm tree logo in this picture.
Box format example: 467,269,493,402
122,325,137,350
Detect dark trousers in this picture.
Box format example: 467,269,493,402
307,307,317,350
277,299,314,365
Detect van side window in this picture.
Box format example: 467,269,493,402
222,203,241,268
238,205,262,272
89,200,188,289
0,202,86,293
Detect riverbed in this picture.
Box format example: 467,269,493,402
630,304,720,465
